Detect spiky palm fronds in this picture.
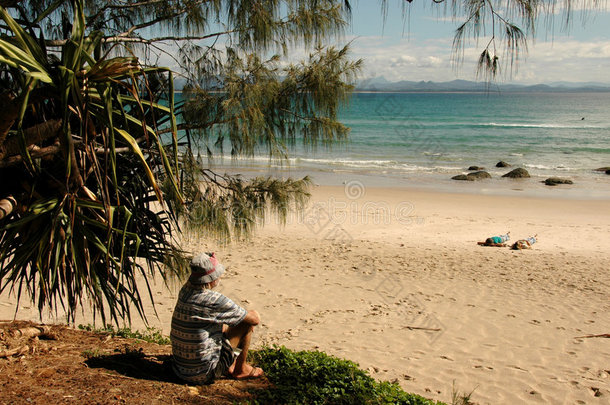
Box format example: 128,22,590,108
0,1,186,324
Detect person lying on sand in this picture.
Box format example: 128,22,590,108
512,235,538,250
478,232,511,247
170,252,264,384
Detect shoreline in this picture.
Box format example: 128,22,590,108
208,163,610,200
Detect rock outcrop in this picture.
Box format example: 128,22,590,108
452,171,491,181
544,177,573,186
502,168,530,178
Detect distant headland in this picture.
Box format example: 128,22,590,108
355,77,610,93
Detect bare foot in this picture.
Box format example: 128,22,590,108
231,364,264,380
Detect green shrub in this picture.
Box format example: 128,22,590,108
113,327,171,345
249,346,445,405
78,324,170,345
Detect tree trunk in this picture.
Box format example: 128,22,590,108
58,129,84,189
0,345,29,358
0,195,17,220
9,325,53,339
0,92,19,146
0,144,61,168
0,119,62,160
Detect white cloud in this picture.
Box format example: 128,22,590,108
512,37,610,82
349,34,610,84
151,22,610,86
546,0,608,14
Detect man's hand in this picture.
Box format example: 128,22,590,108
243,309,260,326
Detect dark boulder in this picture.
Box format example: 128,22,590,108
496,161,511,168
544,177,574,186
451,174,472,181
452,171,491,181
502,168,530,178
594,167,610,172
606,170,610,175
468,171,491,180
468,166,485,171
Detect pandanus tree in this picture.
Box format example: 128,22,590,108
0,2,189,324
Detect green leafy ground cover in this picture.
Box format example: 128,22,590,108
78,324,170,345
250,345,447,405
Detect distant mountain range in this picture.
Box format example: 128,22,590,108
174,76,610,93
355,78,610,93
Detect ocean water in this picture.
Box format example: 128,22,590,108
206,92,610,197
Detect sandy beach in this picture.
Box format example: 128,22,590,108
2,182,609,404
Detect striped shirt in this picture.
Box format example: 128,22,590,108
170,282,247,383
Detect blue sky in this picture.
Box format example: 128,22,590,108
340,0,610,84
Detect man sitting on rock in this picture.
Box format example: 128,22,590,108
170,252,264,384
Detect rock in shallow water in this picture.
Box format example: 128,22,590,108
496,161,511,168
544,177,574,186
502,168,530,178
452,174,471,181
452,171,491,181
468,171,492,179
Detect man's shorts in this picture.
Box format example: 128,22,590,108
213,335,237,379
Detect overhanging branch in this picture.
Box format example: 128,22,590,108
0,144,61,168
0,0,23,8
46,30,235,47
0,119,62,160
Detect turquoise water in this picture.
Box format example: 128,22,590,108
295,92,610,173
206,92,610,196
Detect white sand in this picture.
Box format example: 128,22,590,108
2,184,609,404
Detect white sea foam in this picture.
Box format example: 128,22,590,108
524,164,553,170
523,163,578,172
484,122,603,129
298,158,399,168
267,156,465,174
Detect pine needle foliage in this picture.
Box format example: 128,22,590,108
0,1,359,325
381,0,596,79
182,45,360,157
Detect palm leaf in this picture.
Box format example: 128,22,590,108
0,6,47,64
115,128,163,202
0,41,53,83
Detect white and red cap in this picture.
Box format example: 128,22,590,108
190,252,225,283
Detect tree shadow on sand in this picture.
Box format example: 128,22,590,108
85,348,270,404
84,348,179,383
